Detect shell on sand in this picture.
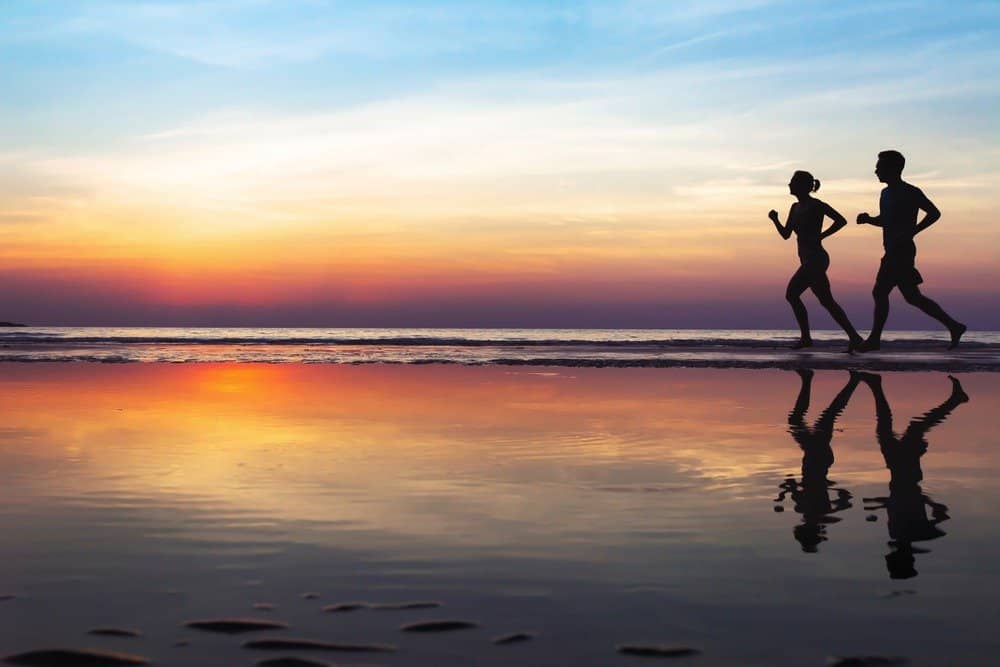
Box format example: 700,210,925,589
3,648,149,666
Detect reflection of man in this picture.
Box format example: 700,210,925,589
774,369,857,552
858,373,969,579
856,150,966,351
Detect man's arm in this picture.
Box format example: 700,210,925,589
914,190,941,235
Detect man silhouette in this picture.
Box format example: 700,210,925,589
857,150,966,350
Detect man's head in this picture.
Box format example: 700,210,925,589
875,150,905,183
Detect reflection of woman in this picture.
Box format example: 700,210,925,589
769,171,864,350
859,373,968,579
774,369,857,552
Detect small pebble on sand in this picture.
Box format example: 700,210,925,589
617,644,700,658
87,628,141,638
300,593,320,600
371,601,441,610
184,618,288,634
879,590,916,599
322,602,367,612
401,620,478,633
493,632,534,645
243,638,396,653
256,658,332,667
253,603,276,611
3,648,149,666
866,515,878,522
827,657,908,666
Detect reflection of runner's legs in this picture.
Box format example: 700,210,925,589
901,375,970,442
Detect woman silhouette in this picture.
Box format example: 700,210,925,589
769,171,863,350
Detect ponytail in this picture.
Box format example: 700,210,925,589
790,170,819,195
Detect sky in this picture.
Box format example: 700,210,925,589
1,0,998,328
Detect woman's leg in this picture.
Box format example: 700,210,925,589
786,266,812,347
811,274,863,345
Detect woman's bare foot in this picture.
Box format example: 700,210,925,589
791,338,813,350
947,323,967,350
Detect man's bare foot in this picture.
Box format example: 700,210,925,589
847,337,865,354
947,323,967,350
791,338,813,350
947,375,970,403
858,338,881,352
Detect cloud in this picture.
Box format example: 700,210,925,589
15,25,995,224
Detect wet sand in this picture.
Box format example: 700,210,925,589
0,364,998,665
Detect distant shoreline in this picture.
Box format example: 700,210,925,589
0,322,25,327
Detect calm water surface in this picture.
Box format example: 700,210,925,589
0,364,997,665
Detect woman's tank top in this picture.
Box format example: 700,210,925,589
791,199,826,263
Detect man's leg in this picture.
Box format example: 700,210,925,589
898,284,966,348
863,282,893,351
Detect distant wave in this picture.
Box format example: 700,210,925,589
0,333,993,349
1,328,996,370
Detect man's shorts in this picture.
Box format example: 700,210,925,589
876,242,923,289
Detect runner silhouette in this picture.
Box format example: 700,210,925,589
856,151,967,350
770,171,863,350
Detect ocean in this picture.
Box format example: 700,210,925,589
1,327,998,369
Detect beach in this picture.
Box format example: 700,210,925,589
1,360,998,665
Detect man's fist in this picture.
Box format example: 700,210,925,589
857,212,872,225
768,210,779,223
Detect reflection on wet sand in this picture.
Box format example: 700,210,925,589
859,373,969,579
775,369,857,552
1,365,998,665
777,369,969,578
